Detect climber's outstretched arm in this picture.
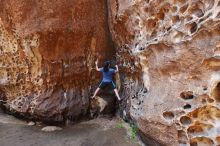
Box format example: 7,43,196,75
95,60,101,71
115,65,119,73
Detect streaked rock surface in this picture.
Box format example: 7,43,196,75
0,0,115,122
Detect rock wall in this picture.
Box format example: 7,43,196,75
108,0,220,145
0,0,115,122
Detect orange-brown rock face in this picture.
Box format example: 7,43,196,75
0,0,114,122
108,0,220,145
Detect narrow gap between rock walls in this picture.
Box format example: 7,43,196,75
88,0,120,120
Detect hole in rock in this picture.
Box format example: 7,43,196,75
188,125,203,134
171,6,178,13
180,116,192,125
183,104,191,109
167,27,171,31
194,9,204,17
199,18,205,23
180,4,189,13
187,122,213,134
207,98,214,103
139,47,144,51
186,16,193,21
201,98,207,104
190,141,198,146
176,123,181,126
163,111,175,120
190,22,198,34
216,12,220,18
216,136,220,144
143,88,148,93
172,15,180,23
134,19,140,25
180,91,194,100
190,137,214,146
157,11,165,20
207,12,213,18
178,130,188,144
211,82,220,102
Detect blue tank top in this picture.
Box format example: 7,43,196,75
100,67,115,82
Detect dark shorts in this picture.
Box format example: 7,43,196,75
99,81,116,90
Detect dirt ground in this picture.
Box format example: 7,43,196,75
0,109,142,146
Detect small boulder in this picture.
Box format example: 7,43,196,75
27,121,36,126
41,126,62,132
90,95,116,118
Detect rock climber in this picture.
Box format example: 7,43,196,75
91,60,121,101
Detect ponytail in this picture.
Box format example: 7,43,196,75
103,61,110,72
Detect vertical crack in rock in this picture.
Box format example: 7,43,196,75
108,0,220,145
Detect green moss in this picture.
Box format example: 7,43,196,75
116,121,138,141
116,122,124,129
129,123,138,140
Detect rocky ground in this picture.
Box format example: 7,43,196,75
0,109,142,146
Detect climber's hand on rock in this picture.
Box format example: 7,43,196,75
115,65,119,72
95,60,98,65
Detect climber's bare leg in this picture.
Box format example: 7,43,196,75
114,89,121,101
92,88,100,98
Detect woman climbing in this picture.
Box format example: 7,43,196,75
92,60,121,101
